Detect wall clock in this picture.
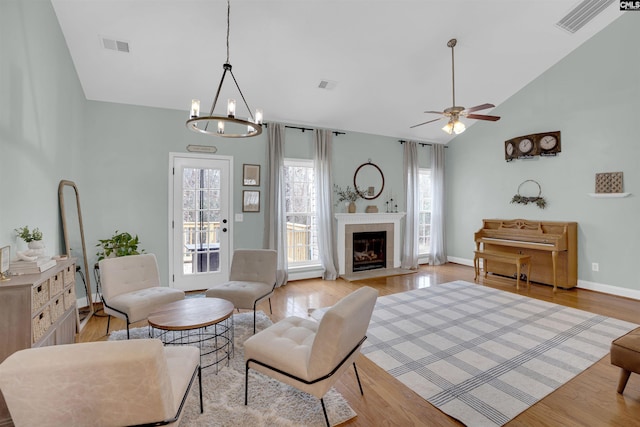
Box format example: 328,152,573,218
504,131,561,161
518,138,534,156
504,141,517,161
538,131,561,156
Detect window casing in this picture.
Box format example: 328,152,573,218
418,168,432,255
284,159,319,266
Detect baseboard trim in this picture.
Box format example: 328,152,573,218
577,279,640,300
447,257,640,301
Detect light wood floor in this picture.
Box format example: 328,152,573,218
79,262,640,426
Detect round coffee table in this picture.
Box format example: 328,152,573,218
148,298,234,372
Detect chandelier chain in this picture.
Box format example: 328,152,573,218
226,0,230,64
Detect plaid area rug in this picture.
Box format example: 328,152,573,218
361,280,637,427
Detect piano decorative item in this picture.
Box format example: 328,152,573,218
474,219,577,291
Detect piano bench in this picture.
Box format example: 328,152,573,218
473,250,531,290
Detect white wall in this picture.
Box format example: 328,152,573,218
0,0,86,261
446,12,640,295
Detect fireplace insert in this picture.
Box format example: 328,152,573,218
352,231,386,272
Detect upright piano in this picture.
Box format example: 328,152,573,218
474,219,577,290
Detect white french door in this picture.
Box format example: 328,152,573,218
169,154,232,291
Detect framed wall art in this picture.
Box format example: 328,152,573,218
243,164,260,186
243,190,260,212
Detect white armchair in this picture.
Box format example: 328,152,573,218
0,339,202,427
205,249,277,333
99,254,185,338
244,286,378,426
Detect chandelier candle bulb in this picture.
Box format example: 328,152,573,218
218,121,225,134
190,99,200,118
255,108,263,124
227,99,236,117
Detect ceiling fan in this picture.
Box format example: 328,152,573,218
411,38,500,135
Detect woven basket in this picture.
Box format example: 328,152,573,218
63,286,76,311
32,281,50,313
51,296,65,322
50,272,64,297
63,263,75,286
32,308,51,343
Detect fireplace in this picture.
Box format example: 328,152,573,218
352,231,387,272
335,212,405,276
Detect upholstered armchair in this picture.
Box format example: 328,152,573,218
99,253,185,338
244,286,378,426
205,249,277,333
0,339,202,427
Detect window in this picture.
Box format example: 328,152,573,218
418,168,432,255
284,159,319,266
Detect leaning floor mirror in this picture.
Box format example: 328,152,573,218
58,180,94,331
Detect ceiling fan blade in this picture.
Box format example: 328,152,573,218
466,103,495,113
423,110,445,115
410,117,443,128
466,114,501,121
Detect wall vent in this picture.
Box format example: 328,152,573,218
318,79,337,90
101,37,130,53
556,0,615,33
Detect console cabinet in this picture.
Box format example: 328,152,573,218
0,258,78,426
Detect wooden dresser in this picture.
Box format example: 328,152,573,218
0,258,78,426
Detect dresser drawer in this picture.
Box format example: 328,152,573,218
32,307,52,343
63,286,76,311
32,280,50,313
51,295,65,322
63,263,75,286
50,271,64,297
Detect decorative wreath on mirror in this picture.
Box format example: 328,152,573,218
511,179,547,209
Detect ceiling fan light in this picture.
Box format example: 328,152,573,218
442,121,454,134
453,120,466,134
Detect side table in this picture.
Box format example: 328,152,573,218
148,298,234,372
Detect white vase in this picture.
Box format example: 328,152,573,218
27,240,45,256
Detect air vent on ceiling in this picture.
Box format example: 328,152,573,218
556,0,616,33
318,79,337,90
101,37,130,53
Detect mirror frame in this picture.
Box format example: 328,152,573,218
353,161,385,200
58,180,94,330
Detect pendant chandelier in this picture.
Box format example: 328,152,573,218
186,0,262,138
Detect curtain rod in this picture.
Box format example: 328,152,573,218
398,139,447,148
264,123,345,136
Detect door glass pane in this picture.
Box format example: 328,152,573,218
182,167,221,275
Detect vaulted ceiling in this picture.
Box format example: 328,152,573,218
51,0,623,144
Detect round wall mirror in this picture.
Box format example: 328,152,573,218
354,161,384,200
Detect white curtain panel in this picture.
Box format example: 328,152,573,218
264,123,288,286
314,129,339,280
430,143,446,265
401,141,419,269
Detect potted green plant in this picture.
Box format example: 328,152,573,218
15,226,43,243
15,226,45,253
96,231,145,261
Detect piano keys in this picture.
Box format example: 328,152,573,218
474,219,577,290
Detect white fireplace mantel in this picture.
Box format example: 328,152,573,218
335,212,406,275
